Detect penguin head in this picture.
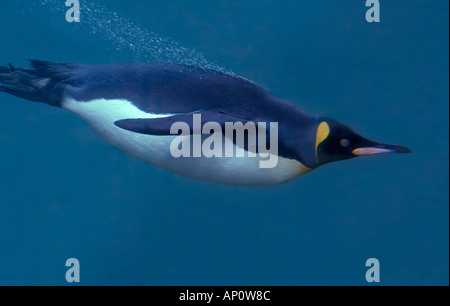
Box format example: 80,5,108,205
315,118,411,167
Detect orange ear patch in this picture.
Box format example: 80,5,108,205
315,121,330,161
315,121,330,149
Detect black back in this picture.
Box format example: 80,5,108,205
2,60,321,167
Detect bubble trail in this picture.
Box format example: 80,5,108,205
35,0,236,76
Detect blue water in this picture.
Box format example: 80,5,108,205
0,0,448,285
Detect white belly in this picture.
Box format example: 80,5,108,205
63,98,311,186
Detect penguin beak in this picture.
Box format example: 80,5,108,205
352,143,411,156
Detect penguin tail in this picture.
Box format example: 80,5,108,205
0,60,75,107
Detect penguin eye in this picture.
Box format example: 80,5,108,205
340,139,350,147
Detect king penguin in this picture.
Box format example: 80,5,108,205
0,60,410,186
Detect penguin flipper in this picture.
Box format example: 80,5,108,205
114,110,252,135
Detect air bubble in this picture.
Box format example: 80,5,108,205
32,0,238,77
